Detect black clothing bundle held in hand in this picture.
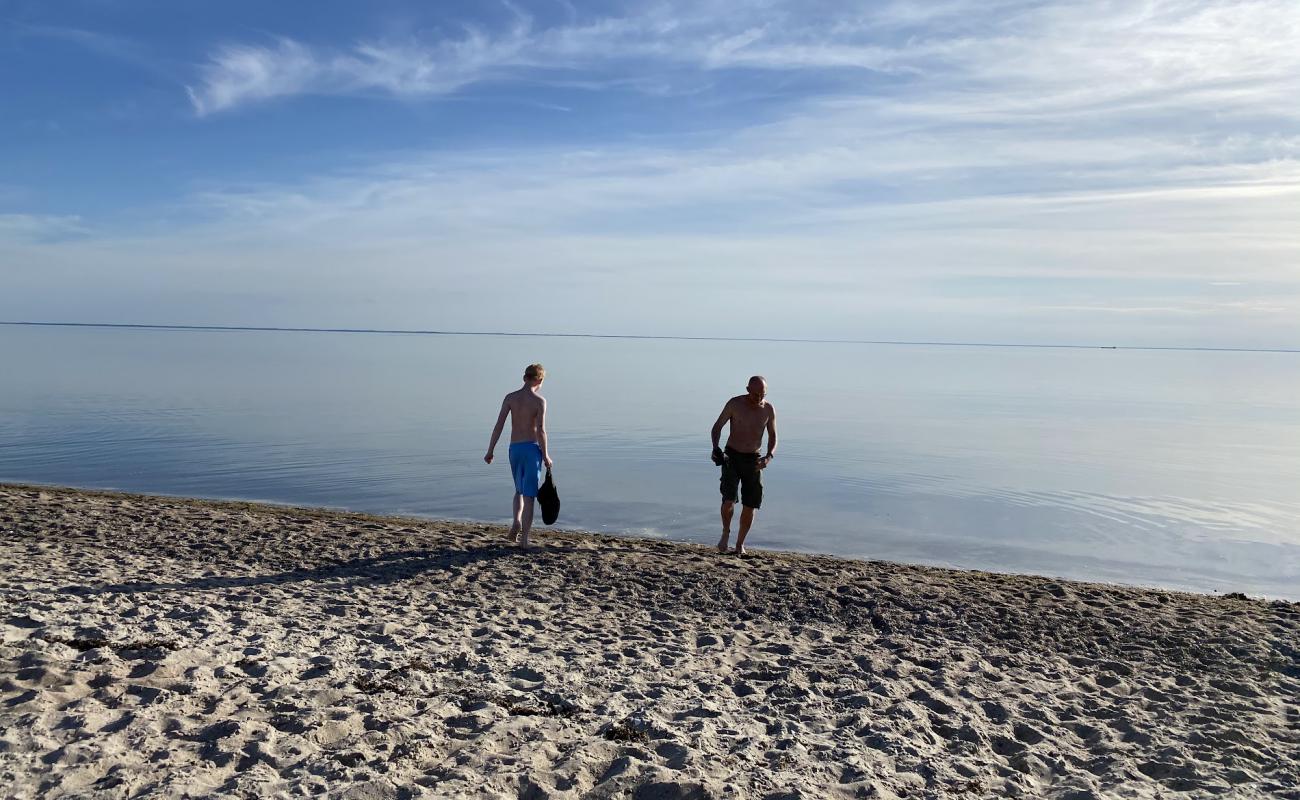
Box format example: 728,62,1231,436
538,468,560,525
711,446,726,466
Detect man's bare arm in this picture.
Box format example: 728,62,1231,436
537,398,553,469
710,402,733,450
764,405,778,461
484,398,509,464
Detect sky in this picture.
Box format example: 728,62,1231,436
2,0,1298,347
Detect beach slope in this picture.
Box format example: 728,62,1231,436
1,485,1297,798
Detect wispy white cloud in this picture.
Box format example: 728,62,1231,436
188,20,540,114
186,0,1300,120
189,40,319,114
183,3,932,114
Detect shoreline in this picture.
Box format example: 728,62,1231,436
2,483,1297,798
3,481,1283,604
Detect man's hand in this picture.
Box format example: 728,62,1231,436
759,455,773,469
711,447,725,466
484,452,494,464
544,455,554,470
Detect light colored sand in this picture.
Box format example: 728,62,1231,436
1,484,1297,799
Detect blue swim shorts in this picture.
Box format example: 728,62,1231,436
508,441,544,498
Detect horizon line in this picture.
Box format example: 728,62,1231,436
2,320,1297,354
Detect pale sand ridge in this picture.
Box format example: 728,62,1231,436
1,484,1297,798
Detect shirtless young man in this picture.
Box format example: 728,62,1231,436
710,375,778,556
484,364,553,548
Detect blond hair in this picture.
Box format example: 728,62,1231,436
524,363,546,381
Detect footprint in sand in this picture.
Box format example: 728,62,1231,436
989,733,1027,757
509,665,545,687
1012,722,1045,745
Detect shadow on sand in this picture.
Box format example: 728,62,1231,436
59,543,547,596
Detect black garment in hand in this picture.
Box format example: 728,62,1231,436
538,468,561,525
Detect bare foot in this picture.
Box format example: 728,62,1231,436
508,524,520,543
717,533,730,553
733,545,748,558
520,534,532,549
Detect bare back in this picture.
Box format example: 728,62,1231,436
720,395,775,453
504,388,546,443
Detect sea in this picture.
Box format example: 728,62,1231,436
2,323,1297,599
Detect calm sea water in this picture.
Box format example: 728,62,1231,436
2,324,1297,599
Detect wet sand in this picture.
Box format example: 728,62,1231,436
1,484,1297,798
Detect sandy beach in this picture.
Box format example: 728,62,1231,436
1,484,1296,799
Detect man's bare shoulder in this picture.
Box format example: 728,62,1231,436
506,389,544,409
504,388,528,406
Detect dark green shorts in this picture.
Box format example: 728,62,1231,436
720,448,763,509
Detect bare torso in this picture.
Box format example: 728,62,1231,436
722,395,774,453
504,388,545,443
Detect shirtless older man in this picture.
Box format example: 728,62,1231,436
711,376,778,556
484,363,553,547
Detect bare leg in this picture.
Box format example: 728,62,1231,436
520,496,536,547
509,492,523,542
718,500,734,553
734,506,756,556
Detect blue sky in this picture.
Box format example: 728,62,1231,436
2,0,1298,346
